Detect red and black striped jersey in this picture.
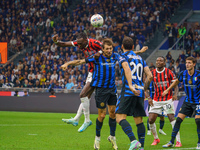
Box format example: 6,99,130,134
72,39,102,72
152,67,176,101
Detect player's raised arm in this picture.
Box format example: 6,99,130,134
52,34,74,47
61,59,86,71
121,61,140,96
134,46,148,54
162,79,180,97
144,66,153,91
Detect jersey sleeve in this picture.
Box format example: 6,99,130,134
169,70,176,82
85,55,95,63
118,54,127,66
71,41,78,47
177,71,184,82
143,60,147,68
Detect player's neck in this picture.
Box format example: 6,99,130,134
188,68,195,76
123,49,130,53
157,67,164,72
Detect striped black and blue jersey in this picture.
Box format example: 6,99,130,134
178,70,200,104
149,81,154,99
85,53,119,88
119,51,147,98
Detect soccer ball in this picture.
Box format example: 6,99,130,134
90,14,104,28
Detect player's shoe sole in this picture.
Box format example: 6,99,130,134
62,118,78,126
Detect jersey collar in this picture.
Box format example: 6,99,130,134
156,67,165,73
85,39,89,48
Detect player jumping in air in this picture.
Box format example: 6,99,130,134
53,32,147,132
60,39,141,150
146,56,182,147
162,57,200,149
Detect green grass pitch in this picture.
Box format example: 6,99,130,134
0,111,197,150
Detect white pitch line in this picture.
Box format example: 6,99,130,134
157,148,196,150
28,134,37,135
0,124,65,126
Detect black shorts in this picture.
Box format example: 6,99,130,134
95,87,117,109
116,96,146,117
179,102,200,117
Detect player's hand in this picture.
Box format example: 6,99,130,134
61,64,68,71
130,86,140,96
94,51,101,60
148,97,153,106
52,34,59,43
139,46,148,53
162,90,168,97
172,95,177,101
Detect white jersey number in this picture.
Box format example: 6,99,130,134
130,62,143,81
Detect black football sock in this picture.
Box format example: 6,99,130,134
170,117,183,144
119,119,136,142
137,122,145,147
96,118,103,137
109,117,116,136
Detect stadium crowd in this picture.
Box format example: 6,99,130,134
0,0,189,90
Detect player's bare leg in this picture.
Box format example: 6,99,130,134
149,113,160,145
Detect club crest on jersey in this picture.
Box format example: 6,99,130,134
106,59,110,62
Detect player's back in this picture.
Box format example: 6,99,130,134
120,51,147,98
152,68,176,102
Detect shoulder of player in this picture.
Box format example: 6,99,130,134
89,38,102,45
195,70,200,76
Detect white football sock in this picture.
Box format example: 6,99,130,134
171,120,181,143
73,103,83,121
81,97,90,123
149,123,159,139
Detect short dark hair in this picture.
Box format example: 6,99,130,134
186,56,196,64
157,56,166,62
122,37,133,50
102,38,113,49
77,32,87,40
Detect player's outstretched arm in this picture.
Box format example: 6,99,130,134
52,34,73,47
122,62,140,96
172,85,179,101
61,59,86,71
144,66,153,91
134,46,148,54
162,79,180,97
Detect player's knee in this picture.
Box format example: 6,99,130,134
148,118,155,124
176,117,183,124
116,117,122,124
100,113,106,120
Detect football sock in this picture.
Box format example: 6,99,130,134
147,118,150,130
119,119,136,142
109,117,116,136
160,119,164,130
137,122,145,147
96,118,103,137
171,120,181,143
149,123,158,139
73,103,83,121
81,97,90,123
195,118,200,143
170,117,183,144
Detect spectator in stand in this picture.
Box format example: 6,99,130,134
65,79,74,90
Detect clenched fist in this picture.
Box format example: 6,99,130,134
52,34,59,43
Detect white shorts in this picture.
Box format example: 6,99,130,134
86,72,93,84
149,99,175,115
